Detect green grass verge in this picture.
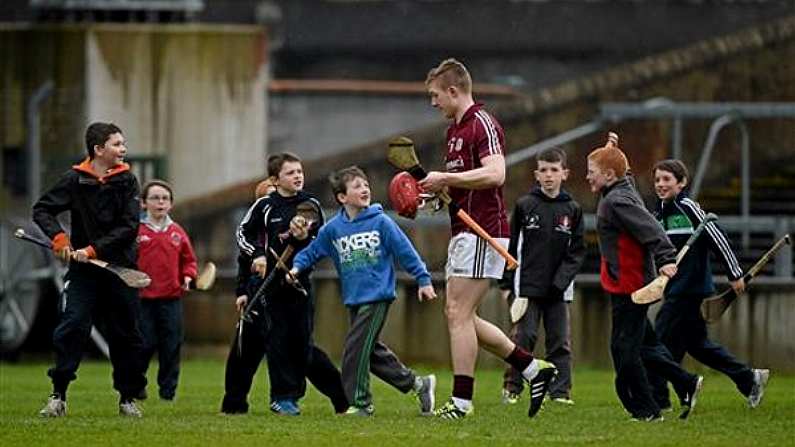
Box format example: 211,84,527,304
1,359,792,446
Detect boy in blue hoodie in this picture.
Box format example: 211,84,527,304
290,165,438,416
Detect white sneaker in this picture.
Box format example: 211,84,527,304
119,400,143,417
748,369,770,408
551,396,575,406
501,389,520,405
414,374,436,415
39,394,67,417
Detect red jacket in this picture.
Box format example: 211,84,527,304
137,218,197,299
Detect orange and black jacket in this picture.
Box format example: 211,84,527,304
596,177,676,295
33,158,141,268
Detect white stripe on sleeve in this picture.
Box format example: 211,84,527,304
681,199,743,277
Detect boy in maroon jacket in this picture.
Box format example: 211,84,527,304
137,179,197,401
587,133,702,421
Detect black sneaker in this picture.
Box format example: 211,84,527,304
679,375,704,420
526,360,558,418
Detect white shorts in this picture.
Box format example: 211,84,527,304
445,232,509,280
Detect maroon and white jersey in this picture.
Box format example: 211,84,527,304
444,103,509,238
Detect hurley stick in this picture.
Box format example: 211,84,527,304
631,213,717,304
701,234,791,323
387,136,518,270
14,228,151,288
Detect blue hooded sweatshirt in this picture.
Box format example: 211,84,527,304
292,203,432,307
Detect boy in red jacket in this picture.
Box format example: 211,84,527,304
137,179,197,401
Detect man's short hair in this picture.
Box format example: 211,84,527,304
267,152,302,178
85,122,122,159
142,179,174,202
425,58,472,94
329,165,368,203
536,147,568,169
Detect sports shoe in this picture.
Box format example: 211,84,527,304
748,368,770,408
551,396,575,406
136,388,148,401
39,394,67,417
433,399,472,420
119,400,142,418
501,389,520,405
526,360,558,418
343,405,374,417
414,374,436,415
270,399,300,416
630,413,665,422
679,375,703,420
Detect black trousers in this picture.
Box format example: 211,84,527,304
650,294,755,407
139,298,183,399
49,264,147,400
504,297,572,399
221,282,347,413
609,293,698,418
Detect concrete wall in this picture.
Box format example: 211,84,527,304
83,24,269,199
185,276,795,372
269,94,438,161
1,23,269,203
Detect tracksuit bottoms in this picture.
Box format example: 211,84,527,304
342,301,416,409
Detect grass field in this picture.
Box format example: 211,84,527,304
1,359,792,446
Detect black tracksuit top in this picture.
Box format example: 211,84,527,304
654,192,743,297
32,160,141,268
500,186,586,299
235,190,324,296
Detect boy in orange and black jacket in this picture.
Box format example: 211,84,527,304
33,122,147,418
586,133,702,422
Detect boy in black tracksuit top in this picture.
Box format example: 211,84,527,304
499,148,585,404
586,133,702,421
34,122,147,418
222,153,347,415
647,159,769,409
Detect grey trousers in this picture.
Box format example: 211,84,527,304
342,301,415,408
504,298,573,399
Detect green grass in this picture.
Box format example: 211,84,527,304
1,359,792,446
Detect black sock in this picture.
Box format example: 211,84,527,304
53,386,67,401
452,375,474,401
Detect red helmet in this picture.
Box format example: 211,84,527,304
388,171,422,219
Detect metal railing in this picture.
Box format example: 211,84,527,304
505,98,795,250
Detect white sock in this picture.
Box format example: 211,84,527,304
522,359,540,381
452,397,472,411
